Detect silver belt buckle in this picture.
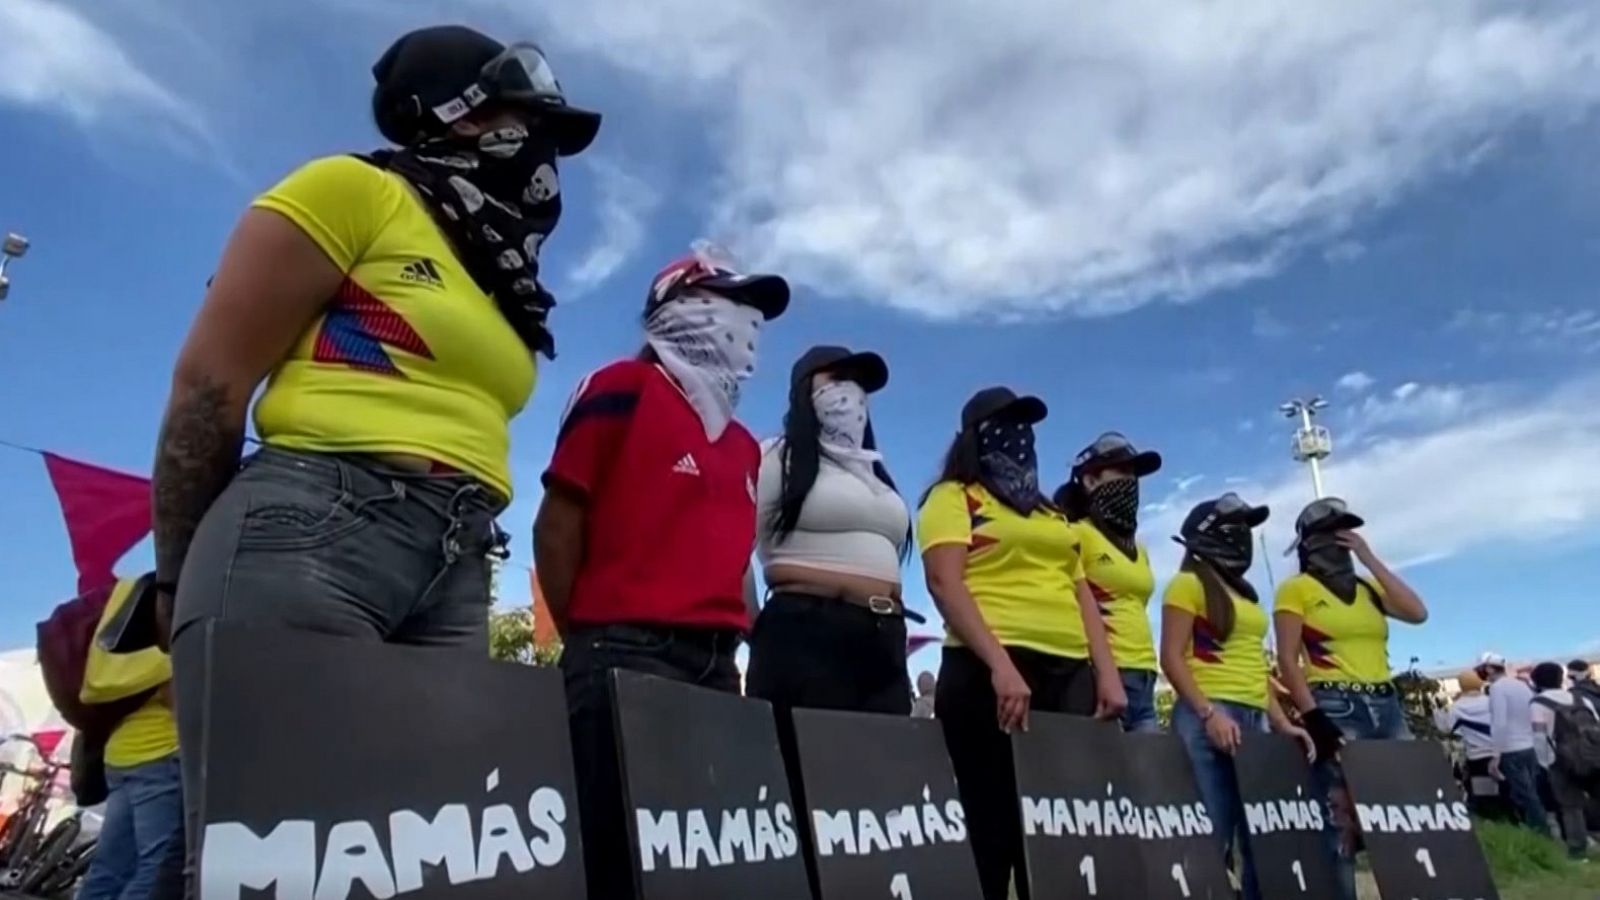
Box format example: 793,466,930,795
867,596,897,616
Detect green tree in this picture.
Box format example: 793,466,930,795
1393,663,1445,741
488,605,561,666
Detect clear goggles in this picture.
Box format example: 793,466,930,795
432,43,568,126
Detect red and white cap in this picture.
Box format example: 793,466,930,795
644,242,789,321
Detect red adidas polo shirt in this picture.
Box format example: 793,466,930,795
543,360,758,632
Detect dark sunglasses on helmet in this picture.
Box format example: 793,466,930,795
1073,431,1162,477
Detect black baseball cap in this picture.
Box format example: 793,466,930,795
1285,496,1366,553
372,25,601,155
1178,492,1270,541
791,345,889,393
960,387,1047,431
644,252,790,321
1072,431,1162,478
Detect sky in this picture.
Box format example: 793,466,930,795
3,0,1600,673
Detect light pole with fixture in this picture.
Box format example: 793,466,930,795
1280,396,1332,499
0,233,30,302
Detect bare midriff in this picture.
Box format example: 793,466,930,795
764,561,901,600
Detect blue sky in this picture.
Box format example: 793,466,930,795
3,0,1600,673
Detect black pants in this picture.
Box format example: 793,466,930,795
561,624,742,900
936,645,1096,900
745,592,912,715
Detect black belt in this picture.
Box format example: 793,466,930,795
768,584,927,624
1312,681,1396,697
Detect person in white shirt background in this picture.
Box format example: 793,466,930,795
1435,669,1501,816
1530,661,1600,859
1481,652,1549,835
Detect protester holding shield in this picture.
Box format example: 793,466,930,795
1055,431,1163,733
1274,497,1428,900
748,345,918,714
533,247,788,899
151,24,598,889
1162,494,1314,900
919,387,1125,900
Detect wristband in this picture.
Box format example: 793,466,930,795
154,580,179,595
1198,705,1216,722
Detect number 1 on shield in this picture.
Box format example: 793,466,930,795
1079,855,1097,896
1415,847,1437,878
890,872,912,899
1170,862,1191,897
1292,859,1306,891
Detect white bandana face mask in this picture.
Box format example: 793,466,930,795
646,291,762,440
813,380,886,489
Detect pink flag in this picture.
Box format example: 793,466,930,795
43,453,152,595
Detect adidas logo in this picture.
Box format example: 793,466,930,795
672,453,701,477
1097,553,1114,565
400,258,444,288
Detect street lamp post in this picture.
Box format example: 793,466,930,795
1280,396,1332,499
0,233,30,302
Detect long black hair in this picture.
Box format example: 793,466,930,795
1180,552,1239,641
770,373,911,560
919,425,984,507
1054,476,1091,522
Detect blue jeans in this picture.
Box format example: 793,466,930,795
1497,749,1549,836
79,755,185,900
1173,699,1268,900
1310,687,1411,900
1119,668,1160,734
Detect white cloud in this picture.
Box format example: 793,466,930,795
511,1,1600,318
1451,306,1600,354
1145,373,1600,574
1336,371,1377,393
0,0,204,136
562,159,661,294
1352,381,1482,433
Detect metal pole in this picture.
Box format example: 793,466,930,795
1297,405,1326,498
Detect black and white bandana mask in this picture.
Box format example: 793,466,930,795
647,292,762,440
977,419,1044,514
813,380,885,489
369,123,563,358
1089,477,1140,536
1299,531,1359,602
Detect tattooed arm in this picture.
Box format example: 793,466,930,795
152,208,346,636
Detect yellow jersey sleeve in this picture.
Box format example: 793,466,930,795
1162,571,1204,618
253,156,402,272
917,482,971,552
1274,576,1310,617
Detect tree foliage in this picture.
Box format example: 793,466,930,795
488,605,561,666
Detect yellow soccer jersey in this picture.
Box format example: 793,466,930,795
252,155,537,499
1275,573,1392,685
1163,570,1269,709
1070,521,1156,671
918,483,1087,659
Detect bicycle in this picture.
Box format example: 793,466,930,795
0,733,70,891
18,808,97,898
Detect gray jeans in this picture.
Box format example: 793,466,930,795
169,446,506,891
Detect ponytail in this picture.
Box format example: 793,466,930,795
1182,553,1236,641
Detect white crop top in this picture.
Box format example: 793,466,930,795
755,439,910,583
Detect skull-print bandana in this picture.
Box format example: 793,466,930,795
366,123,563,359
813,380,885,489
647,291,763,440
977,419,1044,514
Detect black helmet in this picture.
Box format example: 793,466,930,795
372,25,601,155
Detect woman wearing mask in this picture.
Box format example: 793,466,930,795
1055,432,1163,733
919,387,1125,900
1274,497,1428,900
152,24,598,880
1162,494,1314,900
533,248,788,899
748,345,918,714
